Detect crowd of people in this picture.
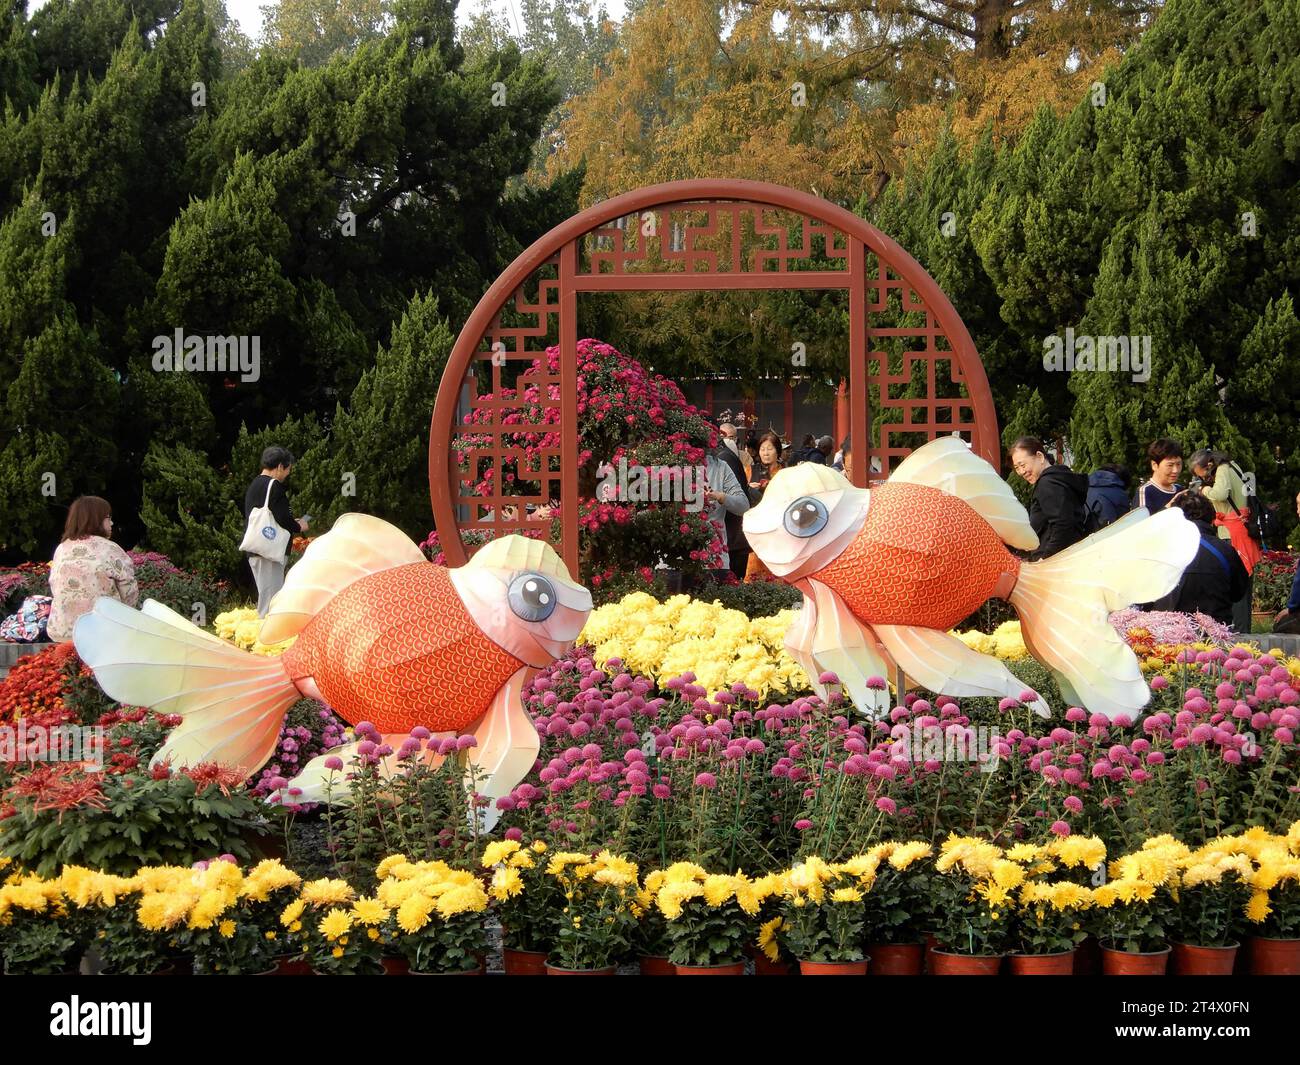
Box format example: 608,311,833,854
1008,436,1277,631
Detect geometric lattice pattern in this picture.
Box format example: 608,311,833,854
430,180,999,575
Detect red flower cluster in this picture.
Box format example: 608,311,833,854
0,643,78,725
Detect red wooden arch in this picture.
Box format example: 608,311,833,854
429,178,999,574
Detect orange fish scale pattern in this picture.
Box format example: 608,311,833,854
813,481,1018,630
281,563,522,733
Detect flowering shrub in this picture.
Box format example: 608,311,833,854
1091,836,1183,952
451,338,725,582
0,643,78,725
0,761,267,877
1253,551,1297,614
930,837,1015,955
288,877,383,975
1004,836,1103,955
0,562,50,613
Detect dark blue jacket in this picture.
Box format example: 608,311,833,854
1085,470,1130,529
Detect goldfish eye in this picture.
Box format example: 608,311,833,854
508,572,556,622
783,497,828,538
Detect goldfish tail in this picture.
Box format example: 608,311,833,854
73,598,299,777
1009,509,1199,718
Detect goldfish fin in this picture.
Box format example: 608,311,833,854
73,597,298,776
274,735,452,806
872,624,1051,718
806,579,894,716
891,437,1039,551
1017,621,1086,708
783,593,823,695
259,514,426,644
466,667,539,832
1010,508,1199,718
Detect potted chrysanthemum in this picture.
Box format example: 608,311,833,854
1091,837,1185,975
1168,845,1252,975
479,838,559,974
0,872,83,974
929,836,1012,974
545,850,641,975
236,858,304,973
653,862,761,975
779,855,875,975
378,858,488,974
1003,838,1101,975
291,878,384,976
861,841,933,975
1239,823,1300,975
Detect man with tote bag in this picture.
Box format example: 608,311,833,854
242,447,310,616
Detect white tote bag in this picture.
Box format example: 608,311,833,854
239,479,291,560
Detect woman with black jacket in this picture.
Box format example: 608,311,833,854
1009,436,1090,560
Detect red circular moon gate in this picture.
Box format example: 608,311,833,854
429,178,999,575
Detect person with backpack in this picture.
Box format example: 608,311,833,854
1134,438,1184,512
243,447,310,617
1152,491,1249,627
1085,463,1131,530
1189,448,1261,632
1009,436,1090,560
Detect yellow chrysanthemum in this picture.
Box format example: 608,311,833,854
397,893,435,933
481,840,523,868
301,879,356,906
701,874,737,908
436,884,488,918
757,916,785,963
352,897,389,926
491,867,524,900
1245,891,1272,923
319,908,353,940
218,919,236,938
831,886,863,904
279,899,306,928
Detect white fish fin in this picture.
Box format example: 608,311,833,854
873,624,1051,718
466,667,538,832
807,579,893,717
890,436,1039,551
259,513,427,644
1010,508,1200,718
73,597,298,777
783,593,825,699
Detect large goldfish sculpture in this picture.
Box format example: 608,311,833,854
743,438,1199,719
73,516,591,822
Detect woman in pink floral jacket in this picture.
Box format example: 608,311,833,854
46,496,139,641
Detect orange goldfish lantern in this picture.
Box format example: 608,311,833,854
73,516,591,823
742,438,1199,719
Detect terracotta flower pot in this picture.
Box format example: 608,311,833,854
799,959,869,976
273,956,312,975
250,965,281,976
866,943,924,976
930,950,1003,975
638,955,676,976
1172,942,1238,976
752,953,796,976
503,948,549,976
923,932,938,974
381,956,410,976
1101,946,1171,975
545,964,617,976
1247,937,1300,975
1009,951,1075,975
675,962,746,975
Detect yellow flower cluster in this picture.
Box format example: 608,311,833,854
952,621,1029,661
935,835,1006,881
373,856,488,932
579,593,809,699
213,608,296,656
1186,826,1300,924
649,862,769,920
